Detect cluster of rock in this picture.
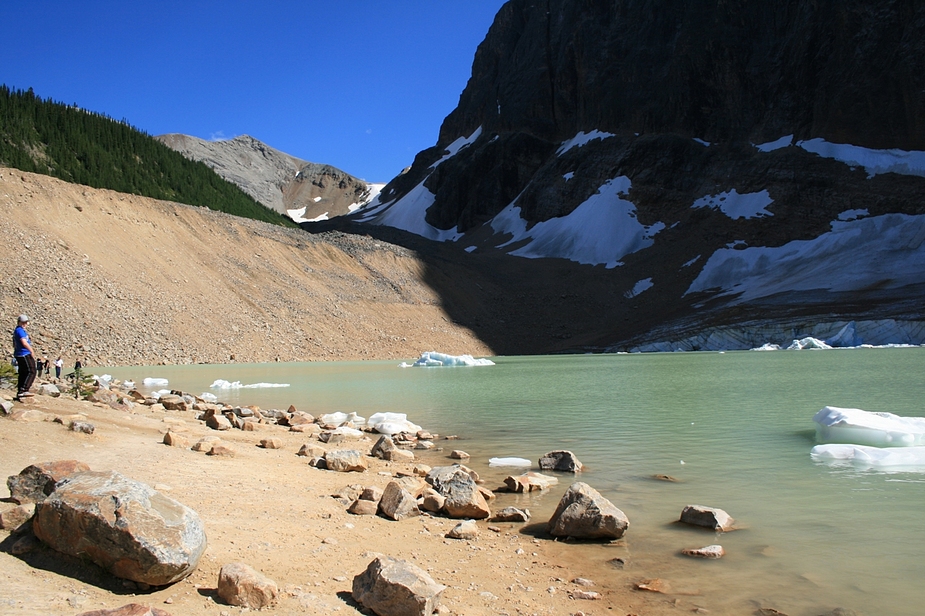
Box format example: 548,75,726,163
1,383,744,615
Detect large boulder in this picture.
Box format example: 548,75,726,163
547,482,629,540
7,460,91,504
217,562,278,608
378,481,421,521
538,450,584,472
324,450,368,473
352,556,446,616
425,466,490,519
32,470,207,585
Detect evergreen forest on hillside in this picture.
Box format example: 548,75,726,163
0,85,294,226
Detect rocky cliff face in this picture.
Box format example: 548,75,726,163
340,0,925,351
157,134,373,221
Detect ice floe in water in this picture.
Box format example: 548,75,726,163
200,392,219,403
367,412,423,435
210,379,290,389
489,457,532,467
811,444,925,469
813,406,925,447
401,351,495,367
143,377,169,387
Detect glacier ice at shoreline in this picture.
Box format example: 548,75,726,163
367,411,422,435
143,377,169,387
400,351,495,367
210,379,290,389
813,406,925,447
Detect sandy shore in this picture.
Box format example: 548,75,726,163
0,386,685,616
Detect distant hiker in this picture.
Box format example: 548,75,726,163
43,357,50,377
54,356,63,379
35,356,44,375
12,314,36,400
74,359,82,371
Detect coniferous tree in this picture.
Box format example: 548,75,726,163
0,84,295,227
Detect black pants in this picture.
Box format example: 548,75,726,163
16,355,36,395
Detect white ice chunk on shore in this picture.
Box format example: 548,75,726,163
319,412,366,426
143,377,169,387
200,392,219,403
367,412,422,435
489,457,532,467
813,406,925,447
811,444,925,468
402,351,495,367
210,379,290,389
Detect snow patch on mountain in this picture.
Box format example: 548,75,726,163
491,175,664,268
686,213,925,302
692,189,774,220
360,180,463,242
754,135,793,152
431,126,483,168
797,139,925,178
557,130,616,156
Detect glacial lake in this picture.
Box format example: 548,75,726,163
104,347,925,615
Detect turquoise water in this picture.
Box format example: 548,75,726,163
104,348,925,615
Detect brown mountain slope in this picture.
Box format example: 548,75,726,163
0,168,490,366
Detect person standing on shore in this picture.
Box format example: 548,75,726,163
12,314,36,400
54,356,63,379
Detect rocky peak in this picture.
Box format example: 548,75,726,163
344,0,925,352
157,133,372,221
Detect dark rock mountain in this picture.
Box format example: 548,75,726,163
157,133,374,222
322,0,925,352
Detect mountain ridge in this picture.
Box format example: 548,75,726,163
157,133,376,222
334,0,925,351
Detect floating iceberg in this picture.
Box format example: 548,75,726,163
811,444,925,468
787,337,832,350
319,412,366,426
813,406,925,447
210,379,290,389
199,392,219,403
489,457,532,467
367,412,422,435
143,377,169,387
401,351,495,367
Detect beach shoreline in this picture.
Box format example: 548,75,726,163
0,386,684,616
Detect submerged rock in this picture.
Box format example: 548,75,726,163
681,544,725,559
680,505,735,531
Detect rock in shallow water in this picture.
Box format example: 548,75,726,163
547,482,628,540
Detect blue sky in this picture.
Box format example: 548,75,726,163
1,1,507,183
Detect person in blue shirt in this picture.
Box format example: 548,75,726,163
13,314,36,401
